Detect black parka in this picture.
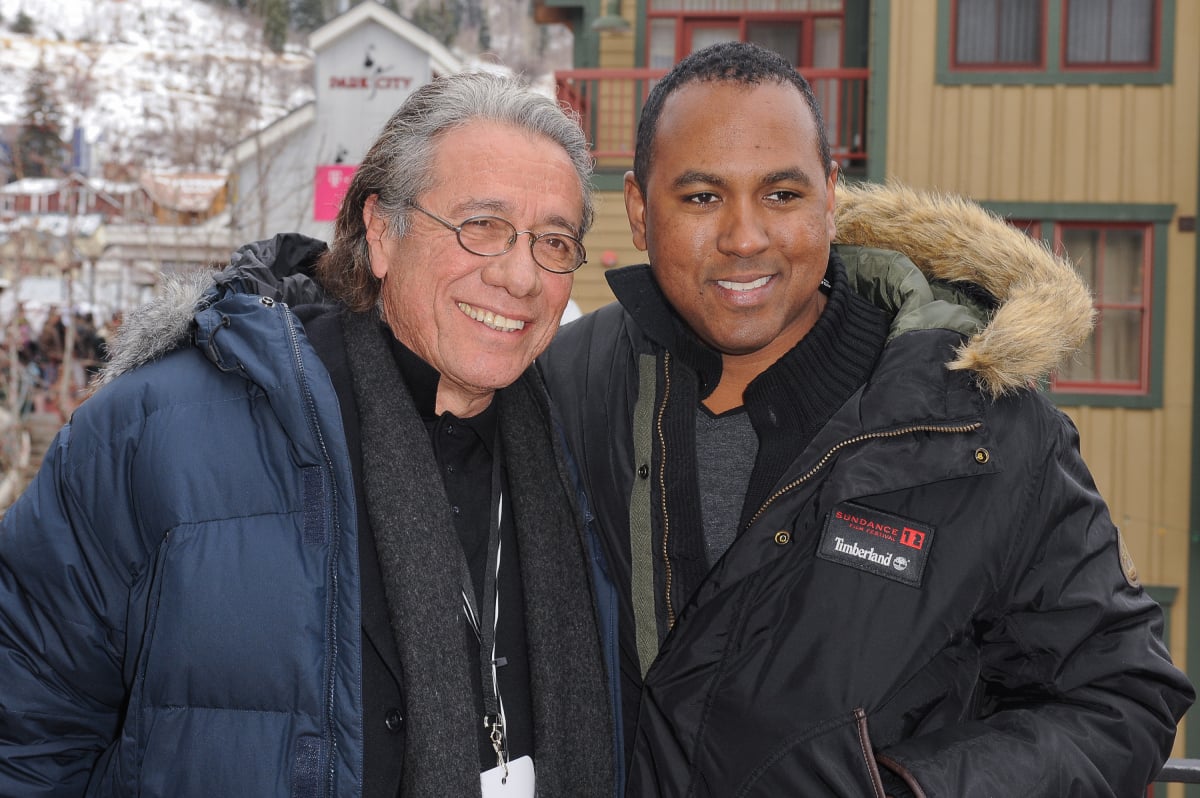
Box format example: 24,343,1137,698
541,235,1193,797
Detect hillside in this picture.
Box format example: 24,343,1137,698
0,0,572,173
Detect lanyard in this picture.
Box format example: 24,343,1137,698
460,439,508,775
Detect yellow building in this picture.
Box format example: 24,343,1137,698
537,0,1199,791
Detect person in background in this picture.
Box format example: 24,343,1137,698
36,305,63,400
0,70,618,798
540,41,1192,797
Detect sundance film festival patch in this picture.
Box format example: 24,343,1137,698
816,502,934,588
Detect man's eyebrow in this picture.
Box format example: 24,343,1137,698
670,168,817,191
672,170,726,190
452,198,581,237
764,168,815,189
543,214,582,238
451,197,510,216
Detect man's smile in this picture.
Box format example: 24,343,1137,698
457,301,526,332
716,275,772,292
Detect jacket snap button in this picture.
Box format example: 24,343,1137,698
260,296,275,307
637,464,649,479
774,530,790,545
384,708,403,732
974,448,990,464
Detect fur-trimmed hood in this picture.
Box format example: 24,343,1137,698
96,233,328,388
835,181,1094,398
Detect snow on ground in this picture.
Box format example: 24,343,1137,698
0,0,314,169
0,0,573,170
3,0,265,51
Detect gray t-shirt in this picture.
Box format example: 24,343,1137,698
695,407,758,567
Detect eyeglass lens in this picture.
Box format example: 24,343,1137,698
457,216,583,273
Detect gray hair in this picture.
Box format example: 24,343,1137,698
316,70,595,311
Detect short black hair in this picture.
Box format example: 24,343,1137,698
632,41,834,191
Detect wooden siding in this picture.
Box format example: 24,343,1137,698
598,23,637,69
888,3,1196,204
888,0,1199,699
574,188,639,311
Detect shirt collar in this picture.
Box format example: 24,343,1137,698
386,323,498,451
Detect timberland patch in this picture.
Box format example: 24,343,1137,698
817,502,934,587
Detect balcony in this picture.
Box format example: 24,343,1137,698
555,66,871,171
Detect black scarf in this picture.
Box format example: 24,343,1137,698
341,310,614,797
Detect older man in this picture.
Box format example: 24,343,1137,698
541,42,1192,797
0,71,616,798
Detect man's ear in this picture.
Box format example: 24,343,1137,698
824,162,839,241
623,171,649,252
362,194,390,279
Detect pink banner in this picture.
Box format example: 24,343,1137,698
314,165,357,221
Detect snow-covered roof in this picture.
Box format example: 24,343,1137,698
1,178,63,196
0,213,107,263
138,172,228,213
309,2,462,77
1,175,144,198
89,178,142,195
0,213,103,237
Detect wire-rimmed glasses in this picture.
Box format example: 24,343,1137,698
408,203,587,274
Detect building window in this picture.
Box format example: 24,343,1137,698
1064,0,1155,67
953,0,1043,67
1011,218,1152,394
646,0,845,70
947,0,1161,77
1054,224,1150,391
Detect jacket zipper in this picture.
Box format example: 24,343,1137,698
656,352,676,628
281,302,342,798
745,422,983,528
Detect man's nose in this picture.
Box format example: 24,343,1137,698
481,234,543,298
716,200,770,258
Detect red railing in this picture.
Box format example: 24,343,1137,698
555,66,870,167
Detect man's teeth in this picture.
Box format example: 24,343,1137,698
717,276,771,291
457,302,525,332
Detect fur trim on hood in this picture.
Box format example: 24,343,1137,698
94,270,213,389
835,180,1095,398
93,233,328,390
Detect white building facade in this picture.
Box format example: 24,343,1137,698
228,2,461,242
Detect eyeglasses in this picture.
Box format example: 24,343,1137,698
407,203,587,274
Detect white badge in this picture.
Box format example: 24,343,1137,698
480,755,535,798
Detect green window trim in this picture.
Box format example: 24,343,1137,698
936,0,1175,86
981,201,1174,409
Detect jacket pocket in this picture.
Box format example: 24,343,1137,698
86,531,174,796
732,707,886,798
